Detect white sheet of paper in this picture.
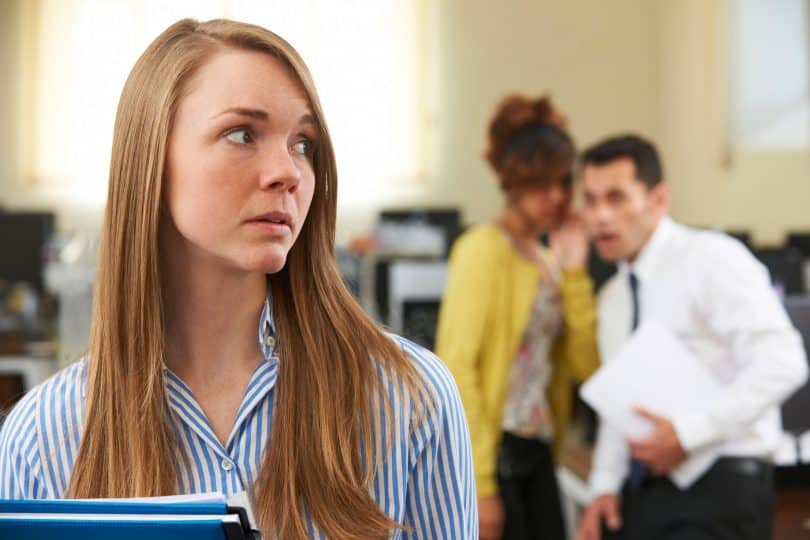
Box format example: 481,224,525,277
75,492,227,504
580,319,722,488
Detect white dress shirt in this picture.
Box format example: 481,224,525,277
589,217,809,496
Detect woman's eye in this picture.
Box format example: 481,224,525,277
293,139,312,156
225,129,253,145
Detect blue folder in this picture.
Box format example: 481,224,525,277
0,498,261,540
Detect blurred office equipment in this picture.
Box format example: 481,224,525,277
44,231,97,366
387,260,448,350
0,211,58,414
787,232,810,294
753,247,805,297
362,209,460,342
787,233,810,258
377,208,462,258
0,211,55,294
778,294,810,487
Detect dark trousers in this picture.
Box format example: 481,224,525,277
497,432,567,540
602,458,774,540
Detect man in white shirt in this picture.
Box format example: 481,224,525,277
575,134,809,540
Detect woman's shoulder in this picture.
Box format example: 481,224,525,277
389,336,456,394
451,223,509,256
0,357,88,498
385,335,465,427
385,335,473,468
2,357,87,430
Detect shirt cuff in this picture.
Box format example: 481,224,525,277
588,471,624,500
673,412,717,452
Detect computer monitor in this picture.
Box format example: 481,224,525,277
379,208,462,257
0,211,55,294
754,247,805,296
787,233,810,259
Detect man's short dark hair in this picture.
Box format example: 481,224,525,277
581,134,663,189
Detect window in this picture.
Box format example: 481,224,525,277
29,0,426,205
732,0,809,148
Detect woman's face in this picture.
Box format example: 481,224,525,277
512,175,572,232
163,48,318,275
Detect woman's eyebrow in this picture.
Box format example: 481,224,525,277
211,107,268,120
211,109,316,127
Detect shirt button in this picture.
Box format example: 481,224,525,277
221,459,234,472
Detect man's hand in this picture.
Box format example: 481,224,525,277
478,495,505,540
576,494,621,540
628,406,687,475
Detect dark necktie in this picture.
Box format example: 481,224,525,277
627,271,647,489
629,272,640,332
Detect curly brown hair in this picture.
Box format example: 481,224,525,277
484,94,574,192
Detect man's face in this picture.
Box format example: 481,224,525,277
582,158,669,263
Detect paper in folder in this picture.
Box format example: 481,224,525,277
0,491,262,540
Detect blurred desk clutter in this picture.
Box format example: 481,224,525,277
0,210,96,415
343,208,462,350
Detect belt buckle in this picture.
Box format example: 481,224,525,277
738,459,761,477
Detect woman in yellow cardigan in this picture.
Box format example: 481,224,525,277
435,95,599,540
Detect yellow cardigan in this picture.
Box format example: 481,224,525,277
435,223,599,497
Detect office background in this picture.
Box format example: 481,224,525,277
0,0,809,537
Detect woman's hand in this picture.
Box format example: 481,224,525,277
478,494,505,540
550,211,590,270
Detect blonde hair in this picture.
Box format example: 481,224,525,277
68,18,424,539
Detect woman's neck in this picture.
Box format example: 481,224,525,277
161,245,267,384
496,205,542,244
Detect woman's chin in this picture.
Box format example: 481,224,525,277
241,250,289,275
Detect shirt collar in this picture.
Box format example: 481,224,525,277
258,287,278,361
618,216,675,282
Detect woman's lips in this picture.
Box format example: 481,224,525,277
246,219,292,236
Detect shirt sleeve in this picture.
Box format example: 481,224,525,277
401,344,478,539
673,238,809,451
588,421,629,498
0,390,48,499
587,280,631,497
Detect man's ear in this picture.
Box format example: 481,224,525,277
650,182,671,216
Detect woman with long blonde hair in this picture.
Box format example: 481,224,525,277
0,18,476,539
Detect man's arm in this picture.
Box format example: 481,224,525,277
673,238,809,452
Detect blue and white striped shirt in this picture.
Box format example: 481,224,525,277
0,298,478,538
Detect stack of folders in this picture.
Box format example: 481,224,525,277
0,492,262,540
